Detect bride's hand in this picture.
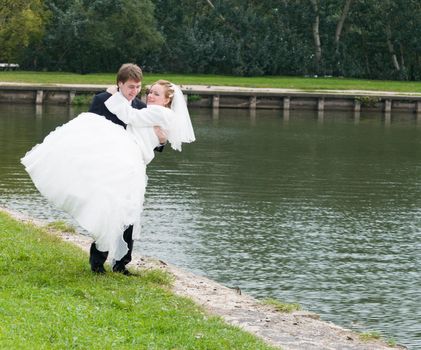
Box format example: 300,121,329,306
106,85,118,95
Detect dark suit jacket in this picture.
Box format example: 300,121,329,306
89,92,146,128
89,92,164,152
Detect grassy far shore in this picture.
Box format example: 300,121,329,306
2,71,421,93
0,211,276,350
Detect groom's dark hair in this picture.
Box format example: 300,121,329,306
116,63,143,84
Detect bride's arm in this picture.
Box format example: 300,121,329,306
104,92,167,128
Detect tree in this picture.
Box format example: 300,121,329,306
24,0,163,73
333,0,354,73
14,0,421,80
0,0,49,62
309,0,322,74
149,0,297,76
347,0,421,79
335,0,353,51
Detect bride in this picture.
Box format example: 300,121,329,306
21,80,195,274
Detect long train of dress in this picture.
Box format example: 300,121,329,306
21,112,146,261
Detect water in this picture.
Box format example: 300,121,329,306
1,103,420,348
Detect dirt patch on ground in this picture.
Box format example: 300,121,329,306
3,208,406,350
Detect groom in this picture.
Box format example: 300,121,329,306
88,63,166,275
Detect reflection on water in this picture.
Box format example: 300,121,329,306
1,103,421,348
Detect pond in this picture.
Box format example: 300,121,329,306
1,103,420,348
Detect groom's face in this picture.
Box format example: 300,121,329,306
118,79,142,102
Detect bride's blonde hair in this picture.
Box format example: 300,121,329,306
150,80,175,108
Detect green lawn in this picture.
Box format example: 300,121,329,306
2,71,421,93
0,211,276,350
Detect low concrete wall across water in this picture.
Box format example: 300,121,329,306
2,82,421,114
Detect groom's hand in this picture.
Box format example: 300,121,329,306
154,126,167,145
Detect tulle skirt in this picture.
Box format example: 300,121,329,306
21,112,146,261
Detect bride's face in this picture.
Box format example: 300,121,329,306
147,84,170,107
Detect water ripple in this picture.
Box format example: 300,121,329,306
1,106,421,348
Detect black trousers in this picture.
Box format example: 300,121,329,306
89,225,134,268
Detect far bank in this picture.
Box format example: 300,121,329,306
2,81,421,115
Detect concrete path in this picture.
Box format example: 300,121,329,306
182,84,421,97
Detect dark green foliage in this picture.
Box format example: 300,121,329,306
148,0,304,76
13,0,421,80
22,0,163,73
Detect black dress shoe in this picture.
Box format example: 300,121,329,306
89,242,108,274
90,256,106,274
91,264,106,274
112,263,131,276
120,268,132,276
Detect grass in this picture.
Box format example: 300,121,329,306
0,211,277,350
72,94,96,106
387,338,397,347
45,220,77,233
262,298,301,313
359,330,397,347
3,71,421,93
359,331,382,341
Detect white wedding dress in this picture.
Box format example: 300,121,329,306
21,90,195,262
